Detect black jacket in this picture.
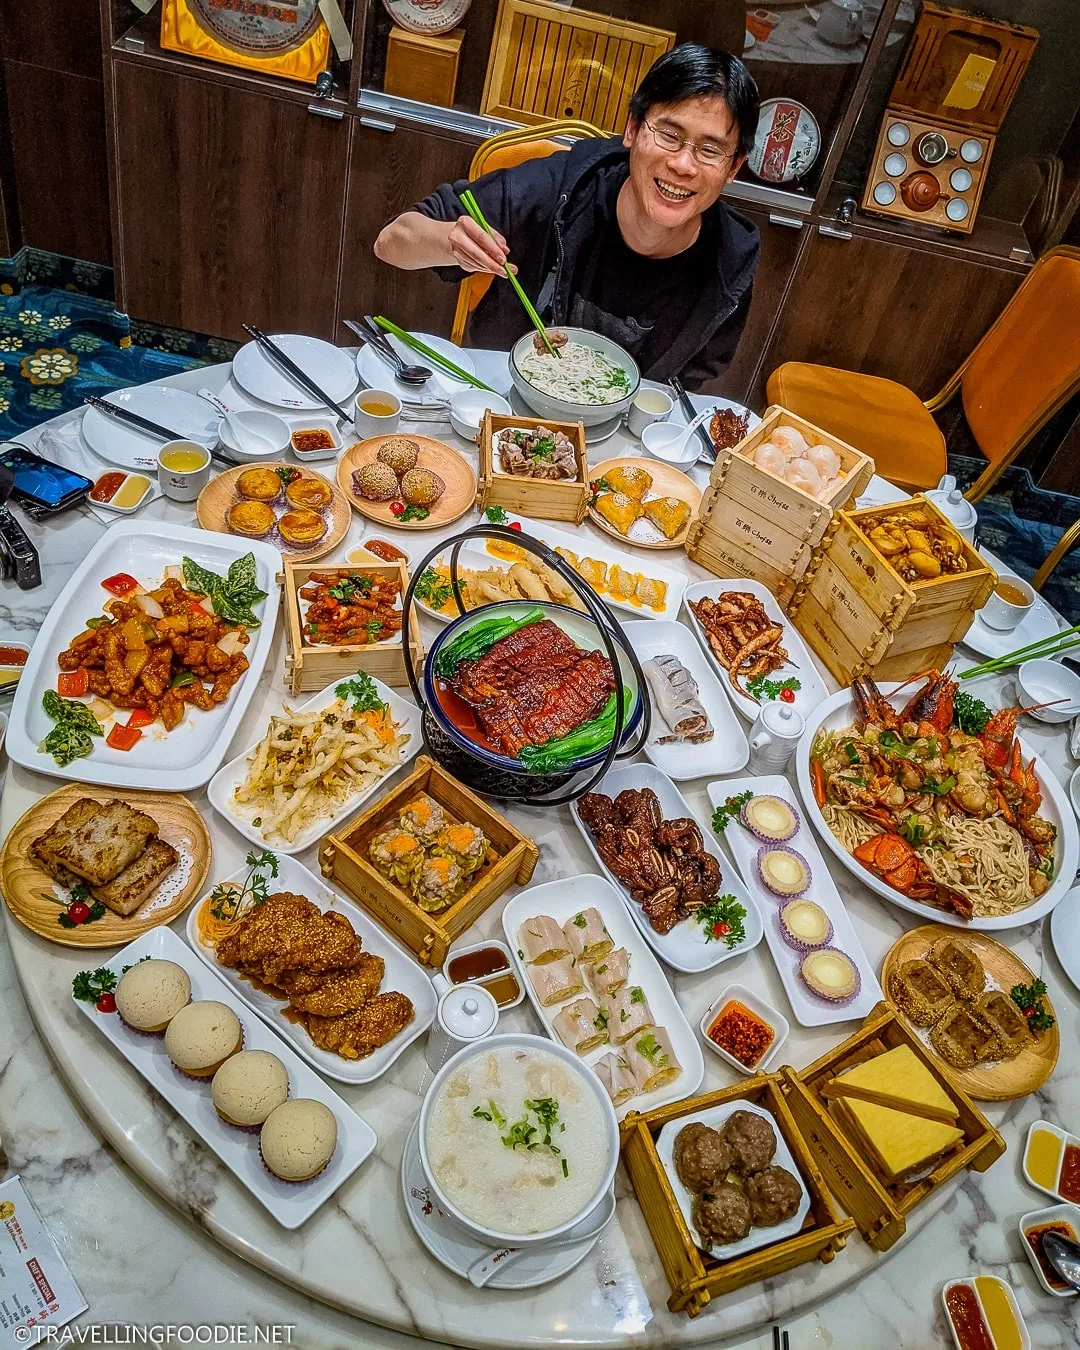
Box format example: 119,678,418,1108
411,136,760,389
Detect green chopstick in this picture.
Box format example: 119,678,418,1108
960,622,1080,679
372,315,494,393
459,189,559,358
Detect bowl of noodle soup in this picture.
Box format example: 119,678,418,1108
510,327,640,428
794,684,1078,932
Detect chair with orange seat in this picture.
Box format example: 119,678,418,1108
449,119,605,347
766,246,1080,500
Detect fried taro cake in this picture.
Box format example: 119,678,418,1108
930,1002,999,1069
928,938,985,1002
889,959,955,1027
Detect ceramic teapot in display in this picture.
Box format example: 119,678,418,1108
816,0,864,47
925,474,978,543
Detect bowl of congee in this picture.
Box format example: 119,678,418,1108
419,1033,619,1245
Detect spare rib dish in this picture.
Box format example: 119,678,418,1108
497,425,578,480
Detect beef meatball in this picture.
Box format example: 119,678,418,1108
673,1123,733,1194
746,1166,803,1226
692,1182,752,1247
723,1109,777,1175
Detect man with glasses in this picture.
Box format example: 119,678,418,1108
374,44,760,388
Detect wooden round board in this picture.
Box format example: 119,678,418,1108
588,456,701,550
0,782,212,948
196,462,350,563
881,924,1059,1101
337,435,476,531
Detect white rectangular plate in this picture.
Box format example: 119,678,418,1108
8,521,279,791
707,775,882,1026
570,762,763,973
502,874,704,1120
73,926,376,1229
416,512,687,624
185,854,436,1084
207,676,422,855
655,1100,810,1259
622,620,748,780
682,579,828,723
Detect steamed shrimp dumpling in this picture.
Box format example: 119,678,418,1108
772,426,809,458
753,441,787,476
805,444,841,480
784,458,822,495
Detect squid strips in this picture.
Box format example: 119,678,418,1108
643,654,713,744
689,593,789,700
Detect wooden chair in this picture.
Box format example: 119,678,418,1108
766,246,1080,500
1033,518,1080,593
449,119,605,346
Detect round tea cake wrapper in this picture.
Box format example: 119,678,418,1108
799,947,861,1005
756,845,812,898
741,795,799,843
777,899,833,953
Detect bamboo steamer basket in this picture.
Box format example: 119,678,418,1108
477,412,589,524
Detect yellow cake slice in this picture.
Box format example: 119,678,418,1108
840,1044,959,1119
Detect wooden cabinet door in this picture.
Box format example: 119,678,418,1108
757,227,1023,402
111,61,349,339
336,119,475,345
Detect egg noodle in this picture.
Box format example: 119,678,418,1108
518,342,631,406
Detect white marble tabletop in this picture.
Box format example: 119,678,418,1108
1,360,1078,1348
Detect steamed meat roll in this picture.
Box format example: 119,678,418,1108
562,907,613,964
585,947,629,998
527,955,583,1007
643,654,713,744
595,1052,637,1107
601,986,654,1044
626,1026,682,1093
553,997,608,1055
518,915,570,965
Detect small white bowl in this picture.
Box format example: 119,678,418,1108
0,710,9,754
218,410,291,462
89,471,153,514
942,1277,1030,1350
641,420,700,470
287,414,344,462
450,389,512,442
441,939,524,1010
699,983,789,1075
1016,658,1080,723
1018,1203,1080,1297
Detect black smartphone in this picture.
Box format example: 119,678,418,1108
0,444,92,514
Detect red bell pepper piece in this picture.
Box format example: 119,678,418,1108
102,572,139,597
57,669,89,698
106,722,143,751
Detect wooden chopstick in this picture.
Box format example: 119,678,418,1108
459,189,559,358
819,1078,959,1125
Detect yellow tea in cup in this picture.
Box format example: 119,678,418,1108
359,397,397,416
160,446,208,472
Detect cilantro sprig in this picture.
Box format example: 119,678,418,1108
711,790,753,834
1011,978,1055,1033
696,894,747,948
745,674,801,702
335,671,388,715
72,967,118,1003
208,848,279,924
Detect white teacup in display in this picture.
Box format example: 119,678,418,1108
627,389,674,439
157,440,211,502
748,701,805,775
354,390,402,438
981,577,1035,632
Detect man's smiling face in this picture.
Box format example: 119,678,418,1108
623,95,745,232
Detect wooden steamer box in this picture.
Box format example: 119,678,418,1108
477,412,589,524
779,1003,1006,1252
686,407,873,607
282,557,423,694
787,494,996,684
620,1075,854,1317
318,756,538,968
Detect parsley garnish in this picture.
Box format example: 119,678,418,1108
72,967,118,1003
711,790,753,834
400,503,430,522
484,505,508,524
1011,978,1055,1033
745,674,801,702
954,692,992,735
335,671,388,715
208,848,279,924
416,568,455,611
696,894,747,948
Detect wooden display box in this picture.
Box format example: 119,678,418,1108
318,756,539,968
620,1075,853,1318
787,493,996,684
384,27,463,109
477,412,589,524
282,558,423,694
686,407,873,604
779,1002,1005,1252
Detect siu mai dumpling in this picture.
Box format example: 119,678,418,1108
527,956,584,1007
562,907,613,964
594,491,642,537
586,947,629,998
626,1026,682,1093
601,985,654,1045
604,463,653,501
595,1051,637,1107
518,915,570,965
643,496,691,540
553,997,608,1055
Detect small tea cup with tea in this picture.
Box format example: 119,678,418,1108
157,440,211,502
354,390,402,438
981,576,1035,631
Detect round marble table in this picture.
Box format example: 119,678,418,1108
1,359,1077,1348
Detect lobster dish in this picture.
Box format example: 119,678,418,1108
808,670,1056,921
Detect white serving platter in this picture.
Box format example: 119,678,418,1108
794,685,1078,931
502,874,704,1120
707,775,882,1027
1050,885,1080,994
207,677,421,855
570,762,763,973
621,620,749,780
81,385,219,471
232,334,359,411
656,1100,810,1259
7,521,279,792
185,853,436,1084
682,578,828,723
416,512,687,625
73,925,376,1228
356,331,476,403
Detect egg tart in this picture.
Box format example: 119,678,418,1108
236,467,282,502
284,475,332,510
800,948,860,1004
227,500,276,538
278,509,328,547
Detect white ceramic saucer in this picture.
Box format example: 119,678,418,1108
1050,885,1080,995
400,1117,607,1289
962,589,1061,660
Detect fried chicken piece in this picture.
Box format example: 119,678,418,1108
304,992,414,1060
216,891,323,974
287,954,385,1017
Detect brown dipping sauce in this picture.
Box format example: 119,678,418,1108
435,678,500,755
480,971,521,1007
448,945,510,983
1024,1220,1076,1290
944,1285,993,1350
1059,1143,1080,1202
363,538,409,563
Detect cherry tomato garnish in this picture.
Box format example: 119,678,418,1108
96,992,116,1013
508,521,522,531
389,501,406,516
67,901,91,925
712,921,731,937
780,687,796,703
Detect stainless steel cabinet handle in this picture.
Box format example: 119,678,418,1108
768,213,805,229
308,103,345,120
359,115,397,133
818,224,854,240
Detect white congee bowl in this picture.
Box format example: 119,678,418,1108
418,1032,619,1246
509,327,640,428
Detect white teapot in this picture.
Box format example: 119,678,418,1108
816,0,864,46
925,474,978,544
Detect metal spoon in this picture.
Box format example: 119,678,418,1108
344,318,432,386
1042,1229,1080,1291
196,387,276,458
